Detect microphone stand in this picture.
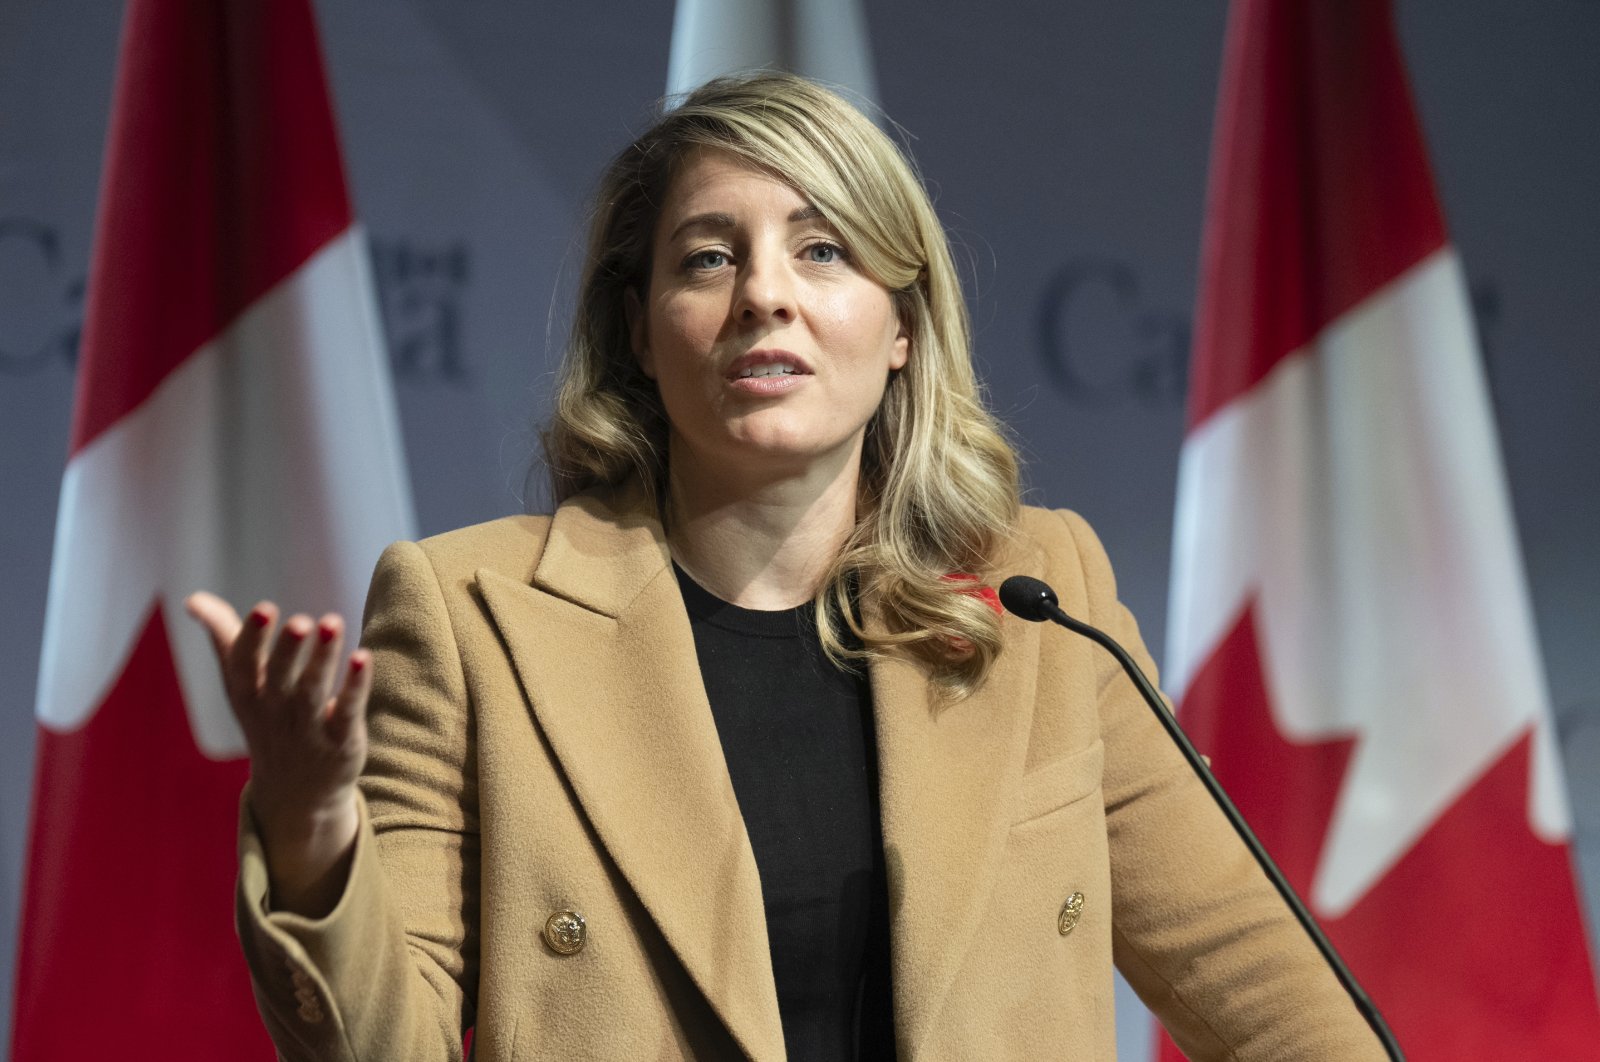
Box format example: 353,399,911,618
999,576,1404,1061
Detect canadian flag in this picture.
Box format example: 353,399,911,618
1162,0,1600,1057
10,1,413,1058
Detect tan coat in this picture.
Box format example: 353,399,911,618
236,487,1385,1061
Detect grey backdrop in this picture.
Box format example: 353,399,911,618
2,1,1596,1054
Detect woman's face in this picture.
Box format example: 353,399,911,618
630,147,909,480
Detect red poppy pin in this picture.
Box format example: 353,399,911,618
943,572,1004,616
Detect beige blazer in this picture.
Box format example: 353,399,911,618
236,486,1384,1061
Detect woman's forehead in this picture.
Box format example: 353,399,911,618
663,149,806,209
656,148,829,237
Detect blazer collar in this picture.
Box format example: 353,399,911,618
476,485,1042,1062
525,482,668,618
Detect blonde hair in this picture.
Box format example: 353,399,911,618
543,72,1020,697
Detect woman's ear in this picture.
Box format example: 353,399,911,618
625,287,655,379
890,322,910,372
888,308,910,372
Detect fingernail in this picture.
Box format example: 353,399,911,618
285,624,307,642
350,655,367,673
318,623,337,643
249,609,271,628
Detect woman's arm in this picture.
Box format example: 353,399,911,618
1050,509,1386,1061
224,540,480,1062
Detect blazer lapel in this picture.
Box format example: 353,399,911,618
868,575,1043,1059
474,489,784,1062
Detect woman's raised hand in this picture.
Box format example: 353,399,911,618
185,591,372,917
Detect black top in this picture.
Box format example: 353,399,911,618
674,564,896,1062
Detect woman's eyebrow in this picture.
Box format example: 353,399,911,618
668,211,735,242
668,204,828,243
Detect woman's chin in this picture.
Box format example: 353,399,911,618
690,432,862,479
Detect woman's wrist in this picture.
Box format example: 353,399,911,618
249,785,360,918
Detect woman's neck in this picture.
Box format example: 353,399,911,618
664,439,863,611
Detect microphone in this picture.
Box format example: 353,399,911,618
995,575,1060,621
998,575,1404,1060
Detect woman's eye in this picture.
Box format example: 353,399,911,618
806,242,844,264
685,250,729,270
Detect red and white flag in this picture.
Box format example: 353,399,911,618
11,1,412,1057
1163,0,1600,1056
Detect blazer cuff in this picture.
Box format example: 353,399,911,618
236,787,387,1061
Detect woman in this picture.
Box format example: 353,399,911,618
188,73,1384,1061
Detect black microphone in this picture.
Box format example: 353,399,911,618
998,574,1404,1060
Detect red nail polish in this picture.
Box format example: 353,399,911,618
350,656,367,673
318,624,337,643
249,609,271,628
285,625,306,642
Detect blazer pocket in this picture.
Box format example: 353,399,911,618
1011,739,1105,827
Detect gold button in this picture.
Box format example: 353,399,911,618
543,909,587,955
1058,891,1085,935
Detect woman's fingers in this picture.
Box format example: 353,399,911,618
263,613,313,697
325,649,372,745
183,594,363,757
294,615,345,719
231,601,279,698
183,591,243,661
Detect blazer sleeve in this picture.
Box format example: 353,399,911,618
1049,510,1386,1061
235,539,480,1062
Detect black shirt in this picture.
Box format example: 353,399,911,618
674,564,896,1061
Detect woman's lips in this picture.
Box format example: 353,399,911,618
728,372,807,395
724,349,813,395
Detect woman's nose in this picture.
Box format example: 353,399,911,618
735,251,797,324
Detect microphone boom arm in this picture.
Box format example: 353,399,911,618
1001,576,1404,1060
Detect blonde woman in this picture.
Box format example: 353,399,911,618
189,73,1384,1060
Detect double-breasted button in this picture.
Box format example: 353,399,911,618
1058,891,1085,936
543,909,587,955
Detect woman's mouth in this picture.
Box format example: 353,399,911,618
725,350,814,393
736,362,801,379
725,349,814,379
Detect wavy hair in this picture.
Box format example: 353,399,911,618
542,72,1020,697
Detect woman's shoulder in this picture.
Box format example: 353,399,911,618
395,484,656,589
1011,504,1120,606
1014,503,1102,558
382,513,556,590
418,512,555,556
